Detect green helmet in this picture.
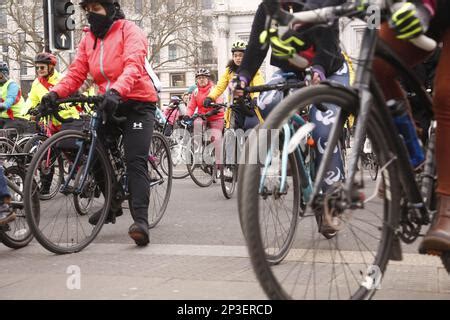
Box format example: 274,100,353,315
231,41,247,53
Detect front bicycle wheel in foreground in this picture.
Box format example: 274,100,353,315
24,130,113,254
239,85,401,299
147,132,172,228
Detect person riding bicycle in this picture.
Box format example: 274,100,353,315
163,95,186,136
26,52,80,132
234,0,349,193
373,0,450,255
184,68,224,171
40,0,158,246
0,167,14,226
204,41,265,129
0,62,30,136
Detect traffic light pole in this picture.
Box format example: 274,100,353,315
43,0,51,52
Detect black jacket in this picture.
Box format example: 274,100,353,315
238,0,345,81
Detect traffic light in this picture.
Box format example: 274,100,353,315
48,0,75,51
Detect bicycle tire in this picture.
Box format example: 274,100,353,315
187,136,215,187
168,128,191,179
23,134,64,200
0,166,38,249
24,130,113,254
144,132,173,228
240,84,401,300
221,129,238,199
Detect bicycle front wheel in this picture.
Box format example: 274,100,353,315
187,136,215,187
146,132,172,228
221,129,238,199
239,84,401,300
24,130,113,254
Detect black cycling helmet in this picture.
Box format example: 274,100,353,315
35,52,57,66
80,0,115,6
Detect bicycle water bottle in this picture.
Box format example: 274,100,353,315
387,99,425,168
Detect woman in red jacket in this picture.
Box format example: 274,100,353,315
41,0,158,246
185,68,224,172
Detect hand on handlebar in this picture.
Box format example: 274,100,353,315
0,103,6,112
203,97,213,107
100,89,121,114
40,91,59,116
390,2,431,41
231,75,248,97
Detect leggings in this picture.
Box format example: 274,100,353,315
373,22,450,195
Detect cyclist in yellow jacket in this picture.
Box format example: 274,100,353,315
204,41,265,129
26,52,79,134
0,62,30,135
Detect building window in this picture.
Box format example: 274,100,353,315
170,73,185,87
151,44,160,65
20,60,28,76
202,0,212,9
202,16,213,32
201,41,215,64
0,33,8,61
134,0,143,13
168,44,177,61
0,7,6,29
167,0,175,11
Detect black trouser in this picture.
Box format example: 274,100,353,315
98,101,155,229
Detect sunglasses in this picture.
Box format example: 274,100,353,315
35,66,47,71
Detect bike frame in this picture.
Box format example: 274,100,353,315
311,27,434,224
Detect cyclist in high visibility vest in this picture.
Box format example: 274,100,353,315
26,52,80,133
0,62,30,135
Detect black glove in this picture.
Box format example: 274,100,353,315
40,91,59,115
101,89,121,113
203,97,213,107
0,103,6,112
182,115,191,122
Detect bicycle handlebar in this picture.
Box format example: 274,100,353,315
263,0,437,52
245,81,306,93
51,95,127,125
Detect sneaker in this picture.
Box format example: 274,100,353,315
128,223,149,246
0,204,15,226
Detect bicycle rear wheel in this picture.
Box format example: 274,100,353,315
0,166,38,249
146,132,172,228
239,84,401,300
221,129,238,199
24,130,113,254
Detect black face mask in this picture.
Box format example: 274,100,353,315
87,12,114,39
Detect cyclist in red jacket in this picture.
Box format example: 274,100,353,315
185,68,224,172
41,0,159,246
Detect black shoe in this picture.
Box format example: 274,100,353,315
88,207,123,225
128,223,149,246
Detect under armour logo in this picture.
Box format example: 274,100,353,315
133,122,143,129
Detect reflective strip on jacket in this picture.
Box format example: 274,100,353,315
26,70,79,126
52,19,158,102
0,79,27,120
